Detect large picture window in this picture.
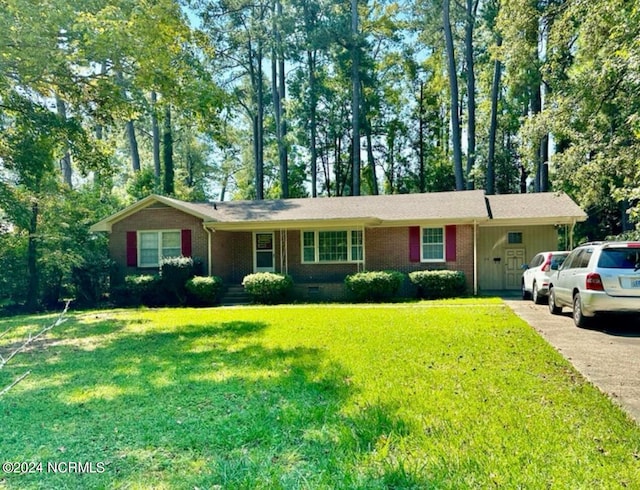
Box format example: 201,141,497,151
302,230,363,263
422,227,444,262
139,230,181,267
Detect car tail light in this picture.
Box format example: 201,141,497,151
586,272,604,291
627,243,640,248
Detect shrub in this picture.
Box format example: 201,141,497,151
186,276,224,306
161,256,196,305
345,270,405,302
242,272,293,304
71,253,113,308
112,275,164,306
409,270,467,299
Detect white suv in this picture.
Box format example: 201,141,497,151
548,241,640,327
522,251,570,304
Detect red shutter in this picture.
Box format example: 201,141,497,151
409,226,421,262
445,225,456,262
181,229,192,257
126,231,137,267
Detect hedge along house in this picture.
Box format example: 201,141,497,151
90,190,586,298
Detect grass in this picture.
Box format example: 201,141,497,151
1,299,639,489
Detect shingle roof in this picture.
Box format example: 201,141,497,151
485,192,586,221
207,190,489,224
90,190,586,232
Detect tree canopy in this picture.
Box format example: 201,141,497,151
1,0,639,309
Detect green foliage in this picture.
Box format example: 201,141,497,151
0,232,28,306
344,270,405,302
70,252,113,308
185,276,224,306
242,272,293,304
111,275,164,307
409,270,467,299
160,256,196,305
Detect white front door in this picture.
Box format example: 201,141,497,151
505,248,526,289
254,232,275,272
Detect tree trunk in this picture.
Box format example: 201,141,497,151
55,96,73,187
443,0,465,190
256,46,265,200
308,50,318,197
364,113,379,195
532,85,542,192
272,47,288,198
126,120,141,173
351,0,361,196
151,91,161,183
487,37,502,196
465,0,479,190
163,105,174,195
25,200,39,311
272,0,288,198
418,81,426,193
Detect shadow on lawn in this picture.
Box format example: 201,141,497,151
0,314,432,488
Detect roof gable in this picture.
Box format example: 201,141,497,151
485,192,586,224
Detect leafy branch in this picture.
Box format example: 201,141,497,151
0,301,70,397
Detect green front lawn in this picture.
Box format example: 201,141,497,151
1,301,639,488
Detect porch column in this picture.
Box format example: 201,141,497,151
280,229,288,275
361,225,366,272
473,220,478,295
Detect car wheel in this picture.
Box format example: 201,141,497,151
548,287,562,315
572,293,591,328
521,280,531,300
532,282,544,304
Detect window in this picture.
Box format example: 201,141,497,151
530,254,544,268
301,230,363,263
508,232,523,244
598,249,640,269
422,227,444,261
139,230,181,267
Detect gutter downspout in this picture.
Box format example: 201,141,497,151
473,220,478,296
203,224,213,276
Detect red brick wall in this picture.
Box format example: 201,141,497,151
110,205,209,275
365,225,474,291
111,211,476,295
211,230,253,283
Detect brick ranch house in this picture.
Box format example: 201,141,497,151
90,190,586,299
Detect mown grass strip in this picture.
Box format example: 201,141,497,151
1,302,638,489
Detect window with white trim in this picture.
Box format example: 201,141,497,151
422,227,444,261
508,231,523,244
301,230,363,263
139,230,181,267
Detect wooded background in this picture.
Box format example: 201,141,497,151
1,0,639,309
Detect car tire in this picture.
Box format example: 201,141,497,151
521,280,531,300
532,282,544,304
572,293,591,328
548,287,562,315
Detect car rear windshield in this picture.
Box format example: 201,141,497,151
597,248,640,269
551,253,568,266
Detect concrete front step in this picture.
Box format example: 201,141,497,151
221,286,251,306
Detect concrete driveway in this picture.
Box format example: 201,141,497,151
504,298,640,423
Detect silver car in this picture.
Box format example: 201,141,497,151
548,241,640,327
522,251,570,304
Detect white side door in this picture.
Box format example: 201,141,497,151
253,232,275,273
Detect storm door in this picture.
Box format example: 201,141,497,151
254,232,275,272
